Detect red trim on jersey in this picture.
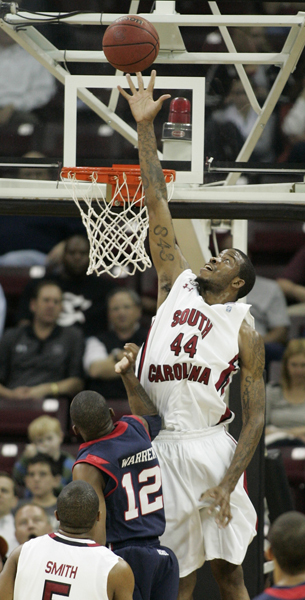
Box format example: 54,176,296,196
265,585,305,599
215,354,239,395
74,454,119,498
137,323,153,381
216,406,232,424
79,421,128,449
243,471,249,494
48,533,100,547
224,429,237,446
128,414,152,441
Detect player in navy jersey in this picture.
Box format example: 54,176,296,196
70,368,179,600
253,512,305,600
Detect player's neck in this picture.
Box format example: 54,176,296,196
274,564,305,587
195,276,237,305
57,526,94,540
200,289,236,305
85,421,114,442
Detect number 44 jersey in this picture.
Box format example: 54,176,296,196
74,415,165,545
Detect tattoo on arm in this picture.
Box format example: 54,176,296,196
138,122,167,202
242,375,252,416
132,382,157,414
248,334,265,379
221,375,265,493
122,371,157,415
153,224,174,262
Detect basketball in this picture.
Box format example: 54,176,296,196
102,15,160,73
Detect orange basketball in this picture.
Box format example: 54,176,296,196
103,15,160,73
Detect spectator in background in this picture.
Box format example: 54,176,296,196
17,234,117,337
13,416,74,497
15,454,60,531
252,511,305,600
210,77,277,163
0,474,18,555
248,275,290,380
0,29,55,137
14,504,52,544
83,288,148,400
278,244,305,313
0,152,85,268
0,280,84,400
265,339,305,447
281,74,305,163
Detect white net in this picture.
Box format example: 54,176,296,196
61,168,175,277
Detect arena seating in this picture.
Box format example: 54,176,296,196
280,446,305,513
0,397,70,440
0,441,25,474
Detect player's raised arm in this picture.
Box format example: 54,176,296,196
118,71,188,305
115,343,157,418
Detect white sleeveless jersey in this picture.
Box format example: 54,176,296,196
14,532,120,600
138,269,253,431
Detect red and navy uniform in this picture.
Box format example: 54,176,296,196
74,415,179,600
254,583,305,600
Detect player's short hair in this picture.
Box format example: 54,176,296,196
269,511,305,575
28,415,62,442
70,390,110,440
26,453,58,477
57,480,99,530
233,248,256,299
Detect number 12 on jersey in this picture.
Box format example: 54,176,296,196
122,465,163,521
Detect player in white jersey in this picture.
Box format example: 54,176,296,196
0,480,134,600
118,71,265,600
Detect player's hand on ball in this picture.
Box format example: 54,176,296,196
118,71,171,123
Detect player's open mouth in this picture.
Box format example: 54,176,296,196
204,264,213,271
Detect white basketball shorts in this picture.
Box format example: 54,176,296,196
153,424,257,578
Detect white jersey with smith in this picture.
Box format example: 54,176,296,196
14,532,120,600
138,269,253,431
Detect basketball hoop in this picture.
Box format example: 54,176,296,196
60,164,175,278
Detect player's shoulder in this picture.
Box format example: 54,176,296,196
239,318,263,347
121,415,147,431
239,319,265,372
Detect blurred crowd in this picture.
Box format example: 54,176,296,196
1,2,305,167
1,0,305,561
